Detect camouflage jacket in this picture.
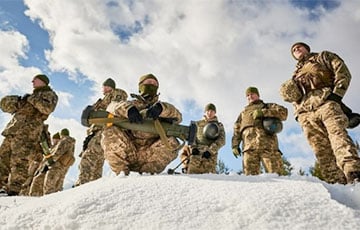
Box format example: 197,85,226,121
191,116,225,155
292,51,351,116
232,100,287,152
1,86,58,136
51,136,76,167
88,88,128,134
106,94,182,145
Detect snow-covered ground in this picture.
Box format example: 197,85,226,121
1,173,359,230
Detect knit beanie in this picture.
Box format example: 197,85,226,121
291,42,311,60
60,128,70,136
245,87,259,96
33,74,49,85
138,73,159,86
52,132,60,140
103,78,116,89
204,103,216,112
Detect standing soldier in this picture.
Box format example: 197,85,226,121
180,103,225,174
28,131,60,196
74,78,127,186
280,42,360,184
101,73,182,175
232,87,288,176
30,128,75,195
0,74,58,196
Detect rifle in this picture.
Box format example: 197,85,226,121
40,131,55,165
81,105,197,147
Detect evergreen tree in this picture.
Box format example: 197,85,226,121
297,167,307,176
216,158,230,175
279,156,294,176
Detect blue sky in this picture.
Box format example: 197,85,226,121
1,0,360,183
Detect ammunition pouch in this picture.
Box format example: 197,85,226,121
59,154,75,167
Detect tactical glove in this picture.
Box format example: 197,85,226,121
232,147,241,158
252,109,263,120
327,93,342,103
192,148,200,155
202,151,211,159
146,102,163,119
127,106,143,123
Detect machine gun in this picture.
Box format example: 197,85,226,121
81,105,197,147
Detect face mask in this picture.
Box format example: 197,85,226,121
139,84,158,97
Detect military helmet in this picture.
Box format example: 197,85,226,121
279,79,302,103
203,122,220,140
262,117,283,135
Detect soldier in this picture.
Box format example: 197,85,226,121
74,78,127,186
280,42,360,184
0,74,58,196
101,73,182,175
232,87,288,175
28,131,60,196
180,103,225,174
30,128,75,195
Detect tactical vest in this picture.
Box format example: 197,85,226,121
293,53,335,94
239,102,264,134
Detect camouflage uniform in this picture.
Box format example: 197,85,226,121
0,77,58,195
281,45,360,184
30,131,75,196
101,74,182,175
75,87,127,186
181,115,225,174
232,99,288,175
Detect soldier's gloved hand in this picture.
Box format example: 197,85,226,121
146,102,163,119
327,93,342,103
202,151,211,159
127,106,143,123
232,147,241,158
252,109,263,120
191,148,200,155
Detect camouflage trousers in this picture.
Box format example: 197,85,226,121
242,149,283,175
29,163,69,196
180,146,217,174
298,101,360,184
0,137,11,191
74,131,104,186
0,132,42,195
101,126,179,175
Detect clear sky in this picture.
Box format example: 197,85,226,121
1,0,360,184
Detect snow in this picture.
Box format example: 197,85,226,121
1,173,359,230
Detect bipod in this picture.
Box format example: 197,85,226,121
167,154,191,175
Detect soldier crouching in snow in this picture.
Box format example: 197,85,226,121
100,74,182,175
0,74,58,196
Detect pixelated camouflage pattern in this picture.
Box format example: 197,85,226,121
0,95,20,114
30,135,75,196
232,100,288,175
181,116,225,174
297,101,359,184
279,79,302,102
75,131,103,186
76,88,127,186
0,138,11,191
101,94,182,175
0,86,57,194
288,51,360,184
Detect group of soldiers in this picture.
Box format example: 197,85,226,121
1,42,360,197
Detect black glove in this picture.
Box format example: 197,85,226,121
127,106,143,123
327,93,342,103
41,165,49,173
191,148,200,155
82,133,95,151
146,102,163,119
202,151,211,159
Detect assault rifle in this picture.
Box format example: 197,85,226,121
81,105,197,146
